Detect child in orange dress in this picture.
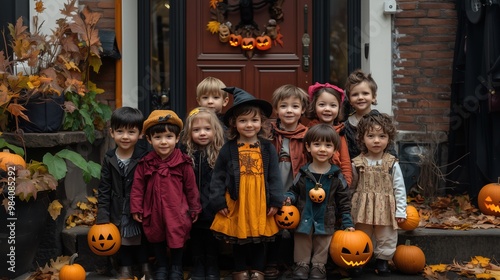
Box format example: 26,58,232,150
209,87,284,280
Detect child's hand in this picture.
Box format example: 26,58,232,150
191,212,199,223
283,197,291,205
267,207,278,216
132,213,142,223
396,217,406,223
345,227,355,232
219,208,229,217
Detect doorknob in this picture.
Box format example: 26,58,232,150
302,4,310,72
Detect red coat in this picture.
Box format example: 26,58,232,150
130,149,201,247
270,121,308,178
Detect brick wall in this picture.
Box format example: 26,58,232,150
80,0,117,110
393,1,457,132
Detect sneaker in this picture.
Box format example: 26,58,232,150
349,266,363,278
375,259,391,277
292,263,309,280
309,263,326,280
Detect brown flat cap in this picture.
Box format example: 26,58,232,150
142,110,183,134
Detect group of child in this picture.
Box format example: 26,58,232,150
96,70,407,280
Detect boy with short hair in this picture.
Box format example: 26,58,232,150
196,76,229,122
96,106,151,280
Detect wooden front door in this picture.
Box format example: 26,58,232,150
186,0,313,114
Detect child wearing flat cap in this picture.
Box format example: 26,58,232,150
209,87,284,280
130,110,202,280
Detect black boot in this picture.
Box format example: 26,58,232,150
141,263,153,280
375,259,391,277
154,266,168,280
205,255,220,280
169,265,184,280
191,256,205,280
117,266,134,280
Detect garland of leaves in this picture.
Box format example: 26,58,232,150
207,0,285,58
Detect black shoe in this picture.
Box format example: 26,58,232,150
349,267,363,278
264,265,280,280
375,259,391,277
154,266,168,280
292,263,309,280
169,265,184,280
205,255,220,279
191,256,205,279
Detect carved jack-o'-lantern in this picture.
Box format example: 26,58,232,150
241,37,256,50
478,178,500,216
255,35,272,51
229,34,242,47
219,23,230,43
309,185,326,203
87,223,121,255
330,230,373,269
275,203,300,229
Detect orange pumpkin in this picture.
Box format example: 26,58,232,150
478,178,500,216
59,253,86,280
275,203,300,229
398,205,420,231
393,240,426,274
255,35,272,50
241,37,256,50
229,34,242,47
309,185,326,203
87,223,121,256
330,229,373,269
0,149,26,171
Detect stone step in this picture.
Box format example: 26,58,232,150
398,228,500,264
14,228,498,279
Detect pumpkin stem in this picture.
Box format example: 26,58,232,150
497,177,500,184
405,239,411,246
69,253,78,265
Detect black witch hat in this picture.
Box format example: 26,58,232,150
222,87,273,126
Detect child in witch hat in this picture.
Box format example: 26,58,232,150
209,87,284,280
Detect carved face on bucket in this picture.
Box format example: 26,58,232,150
87,223,121,255
274,204,300,229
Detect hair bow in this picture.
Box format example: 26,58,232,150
158,114,172,122
307,82,345,104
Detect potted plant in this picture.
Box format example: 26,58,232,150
0,0,111,142
0,136,101,278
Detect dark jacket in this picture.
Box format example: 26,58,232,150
287,163,354,235
209,138,284,213
96,145,148,225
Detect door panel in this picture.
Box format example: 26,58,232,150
186,0,313,114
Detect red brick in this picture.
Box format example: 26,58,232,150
419,2,455,10
398,10,428,18
395,18,417,26
417,18,456,26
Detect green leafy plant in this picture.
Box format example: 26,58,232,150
63,82,112,144
0,138,100,203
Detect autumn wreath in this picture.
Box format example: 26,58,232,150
207,0,285,58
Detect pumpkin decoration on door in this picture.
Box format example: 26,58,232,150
478,178,500,216
309,185,326,203
329,230,373,269
206,0,285,58
218,23,231,43
59,253,86,280
392,240,426,274
255,34,272,51
229,34,242,47
87,223,121,256
398,205,420,231
275,203,300,229
0,149,26,170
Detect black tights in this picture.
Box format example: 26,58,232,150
233,242,266,272
152,241,184,268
